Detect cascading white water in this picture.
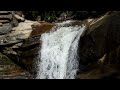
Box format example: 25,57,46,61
36,20,86,79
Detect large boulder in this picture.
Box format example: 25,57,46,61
78,11,120,78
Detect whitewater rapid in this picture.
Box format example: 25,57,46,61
36,21,86,79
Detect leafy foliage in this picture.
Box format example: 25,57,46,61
23,11,108,22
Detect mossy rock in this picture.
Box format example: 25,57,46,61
0,52,17,67
0,52,33,79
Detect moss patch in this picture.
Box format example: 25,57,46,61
0,52,18,67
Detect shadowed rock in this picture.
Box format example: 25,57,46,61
0,11,18,35
0,52,32,79
78,11,120,79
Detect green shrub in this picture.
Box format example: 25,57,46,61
23,11,108,22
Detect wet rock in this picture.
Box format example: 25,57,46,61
79,12,113,66
78,11,120,79
31,22,55,37
0,52,32,79
77,65,120,79
13,22,55,75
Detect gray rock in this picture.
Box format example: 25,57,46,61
0,23,2,26
0,11,11,14
0,20,9,23
0,14,12,20
14,14,25,22
10,15,18,27
0,23,12,35
0,11,18,27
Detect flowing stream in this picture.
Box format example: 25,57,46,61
36,20,86,79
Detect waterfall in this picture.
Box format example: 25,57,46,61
36,20,86,79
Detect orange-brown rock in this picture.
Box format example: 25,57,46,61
30,22,55,37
